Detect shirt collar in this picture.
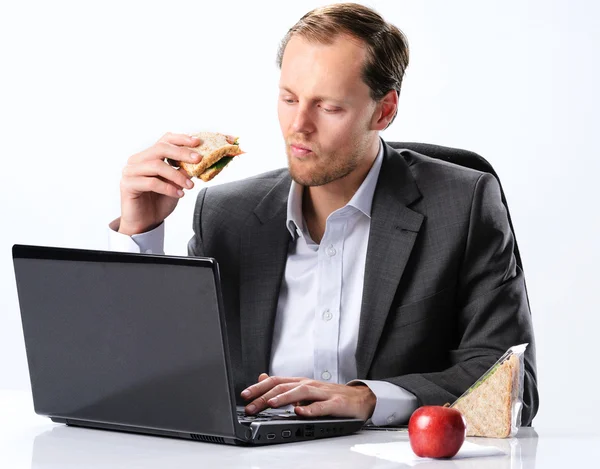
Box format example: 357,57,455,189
286,138,384,239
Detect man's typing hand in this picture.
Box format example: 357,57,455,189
241,373,376,421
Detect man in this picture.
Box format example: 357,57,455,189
110,3,538,426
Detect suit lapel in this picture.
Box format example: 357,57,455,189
356,144,424,378
239,176,291,386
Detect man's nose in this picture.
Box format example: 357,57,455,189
291,105,314,134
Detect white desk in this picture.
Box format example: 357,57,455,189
0,390,595,468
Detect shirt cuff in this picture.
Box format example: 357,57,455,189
348,379,418,426
107,217,165,254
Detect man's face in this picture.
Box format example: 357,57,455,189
278,34,379,187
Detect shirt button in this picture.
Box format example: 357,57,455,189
387,413,396,424
326,245,337,257
322,310,333,321
321,371,332,381
144,249,153,254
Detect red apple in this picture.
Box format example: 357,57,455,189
408,406,466,459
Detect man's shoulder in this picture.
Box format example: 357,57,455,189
386,145,500,216
386,145,503,226
398,147,487,186
391,146,495,203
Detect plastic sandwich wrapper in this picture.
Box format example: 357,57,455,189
450,343,528,438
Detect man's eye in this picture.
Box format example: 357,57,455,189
283,98,295,104
320,106,339,114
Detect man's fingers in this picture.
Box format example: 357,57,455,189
244,383,300,414
130,141,202,165
122,160,194,191
258,373,269,382
295,400,335,418
295,391,369,419
122,176,184,199
266,384,328,409
241,376,305,401
158,132,203,147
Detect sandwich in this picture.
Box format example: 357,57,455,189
450,354,520,438
167,131,243,182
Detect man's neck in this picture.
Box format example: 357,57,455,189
303,138,380,243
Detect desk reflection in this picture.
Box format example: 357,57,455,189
31,425,538,469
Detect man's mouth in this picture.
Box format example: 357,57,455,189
290,143,313,157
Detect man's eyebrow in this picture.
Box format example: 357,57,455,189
278,86,347,105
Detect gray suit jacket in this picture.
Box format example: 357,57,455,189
188,142,539,426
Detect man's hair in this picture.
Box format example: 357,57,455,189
276,3,409,126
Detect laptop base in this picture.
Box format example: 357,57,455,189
51,417,244,445
51,416,364,445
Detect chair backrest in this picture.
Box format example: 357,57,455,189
388,142,524,272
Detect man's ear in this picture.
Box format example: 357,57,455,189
371,89,398,131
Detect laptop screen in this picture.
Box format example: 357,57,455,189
13,246,238,437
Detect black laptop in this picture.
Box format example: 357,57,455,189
12,244,364,445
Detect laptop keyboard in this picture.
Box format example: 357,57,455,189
237,408,301,423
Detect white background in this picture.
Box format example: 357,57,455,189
1,0,598,434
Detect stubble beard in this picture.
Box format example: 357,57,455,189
286,144,361,187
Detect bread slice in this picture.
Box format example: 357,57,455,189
199,165,225,182
451,354,519,438
168,132,243,179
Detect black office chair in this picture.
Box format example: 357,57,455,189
389,142,524,273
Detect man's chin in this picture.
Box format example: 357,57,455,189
289,166,324,187
289,170,322,187
287,159,320,187
287,153,354,187
288,166,348,187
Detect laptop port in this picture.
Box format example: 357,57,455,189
267,433,276,440
282,430,292,438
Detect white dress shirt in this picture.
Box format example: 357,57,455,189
108,139,417,425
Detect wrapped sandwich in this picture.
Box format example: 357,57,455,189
167,131,244,182
450,344,528,438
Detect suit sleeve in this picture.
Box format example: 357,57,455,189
187,188,207,257
385,173,539,426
